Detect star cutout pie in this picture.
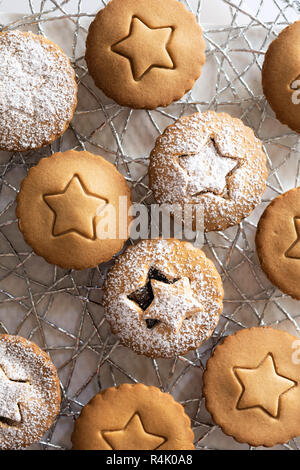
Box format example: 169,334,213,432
44,175,107,240
143,277,203,333
111,17,174,81
102,413,165,450
0,367,30,424
178,138,239,197
285,217,300,259
234,354,297,418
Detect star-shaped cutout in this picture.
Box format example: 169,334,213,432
0,367,30,424
102,413,166,450
178,138,239,198
44,175,108,240
111,17,174,81
143,277,203,333
234,354,297,418
285,217,300,259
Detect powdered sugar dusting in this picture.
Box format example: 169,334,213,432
0,335,60,450
0,30,77,151
149,111,268,231
103,239,224,358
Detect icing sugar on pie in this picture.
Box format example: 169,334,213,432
0,30,77,152
0,335,60,450
71,383,194,450
85,0,206,109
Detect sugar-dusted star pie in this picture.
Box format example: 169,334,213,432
0,30,77,152
85,0,206,109
203,327,300,447
103,238,223,358
16,150,132,270
262,21,300,133
256,187,300,300
44,175,107,239
0,334,60,450
71,383,194,450
150,111,268,232
143,277,203,333
0,366,30,424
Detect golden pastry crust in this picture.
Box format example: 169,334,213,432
71,383,194,450
0,30,77,151
149,111,268,232
262,21,300,133
16,150,132,270
203,327,300,448
256,187,300,300
85,0,206,109
103,238,223,358
0,334,60,450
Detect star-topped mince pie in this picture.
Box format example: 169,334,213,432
85,0,206,109
16,150,132,270
71,383,194,450
103,238,224,358
149,111,268,232
203,327,300,447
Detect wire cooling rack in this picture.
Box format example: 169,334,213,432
1,0,300,451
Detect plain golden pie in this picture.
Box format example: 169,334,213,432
203,327,300,447
262,21,300,133
0,335,60,450
149,111,268,232
256,187,300,300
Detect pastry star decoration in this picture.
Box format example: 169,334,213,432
178,138,239,198
143,277,203,333
0,367,30,424
285,217,300,259
102,413,165,450
111,17,174,81
44,175,107,240
234,354,297,418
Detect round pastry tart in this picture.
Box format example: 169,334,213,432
256,187,300,300
0,30,77,151
203,327,300,447
85,0,206,109
0,334,60,450
16,150,132,270
149,111,268,232
71,383,194,450
262,21,300,133
103,238,224,358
